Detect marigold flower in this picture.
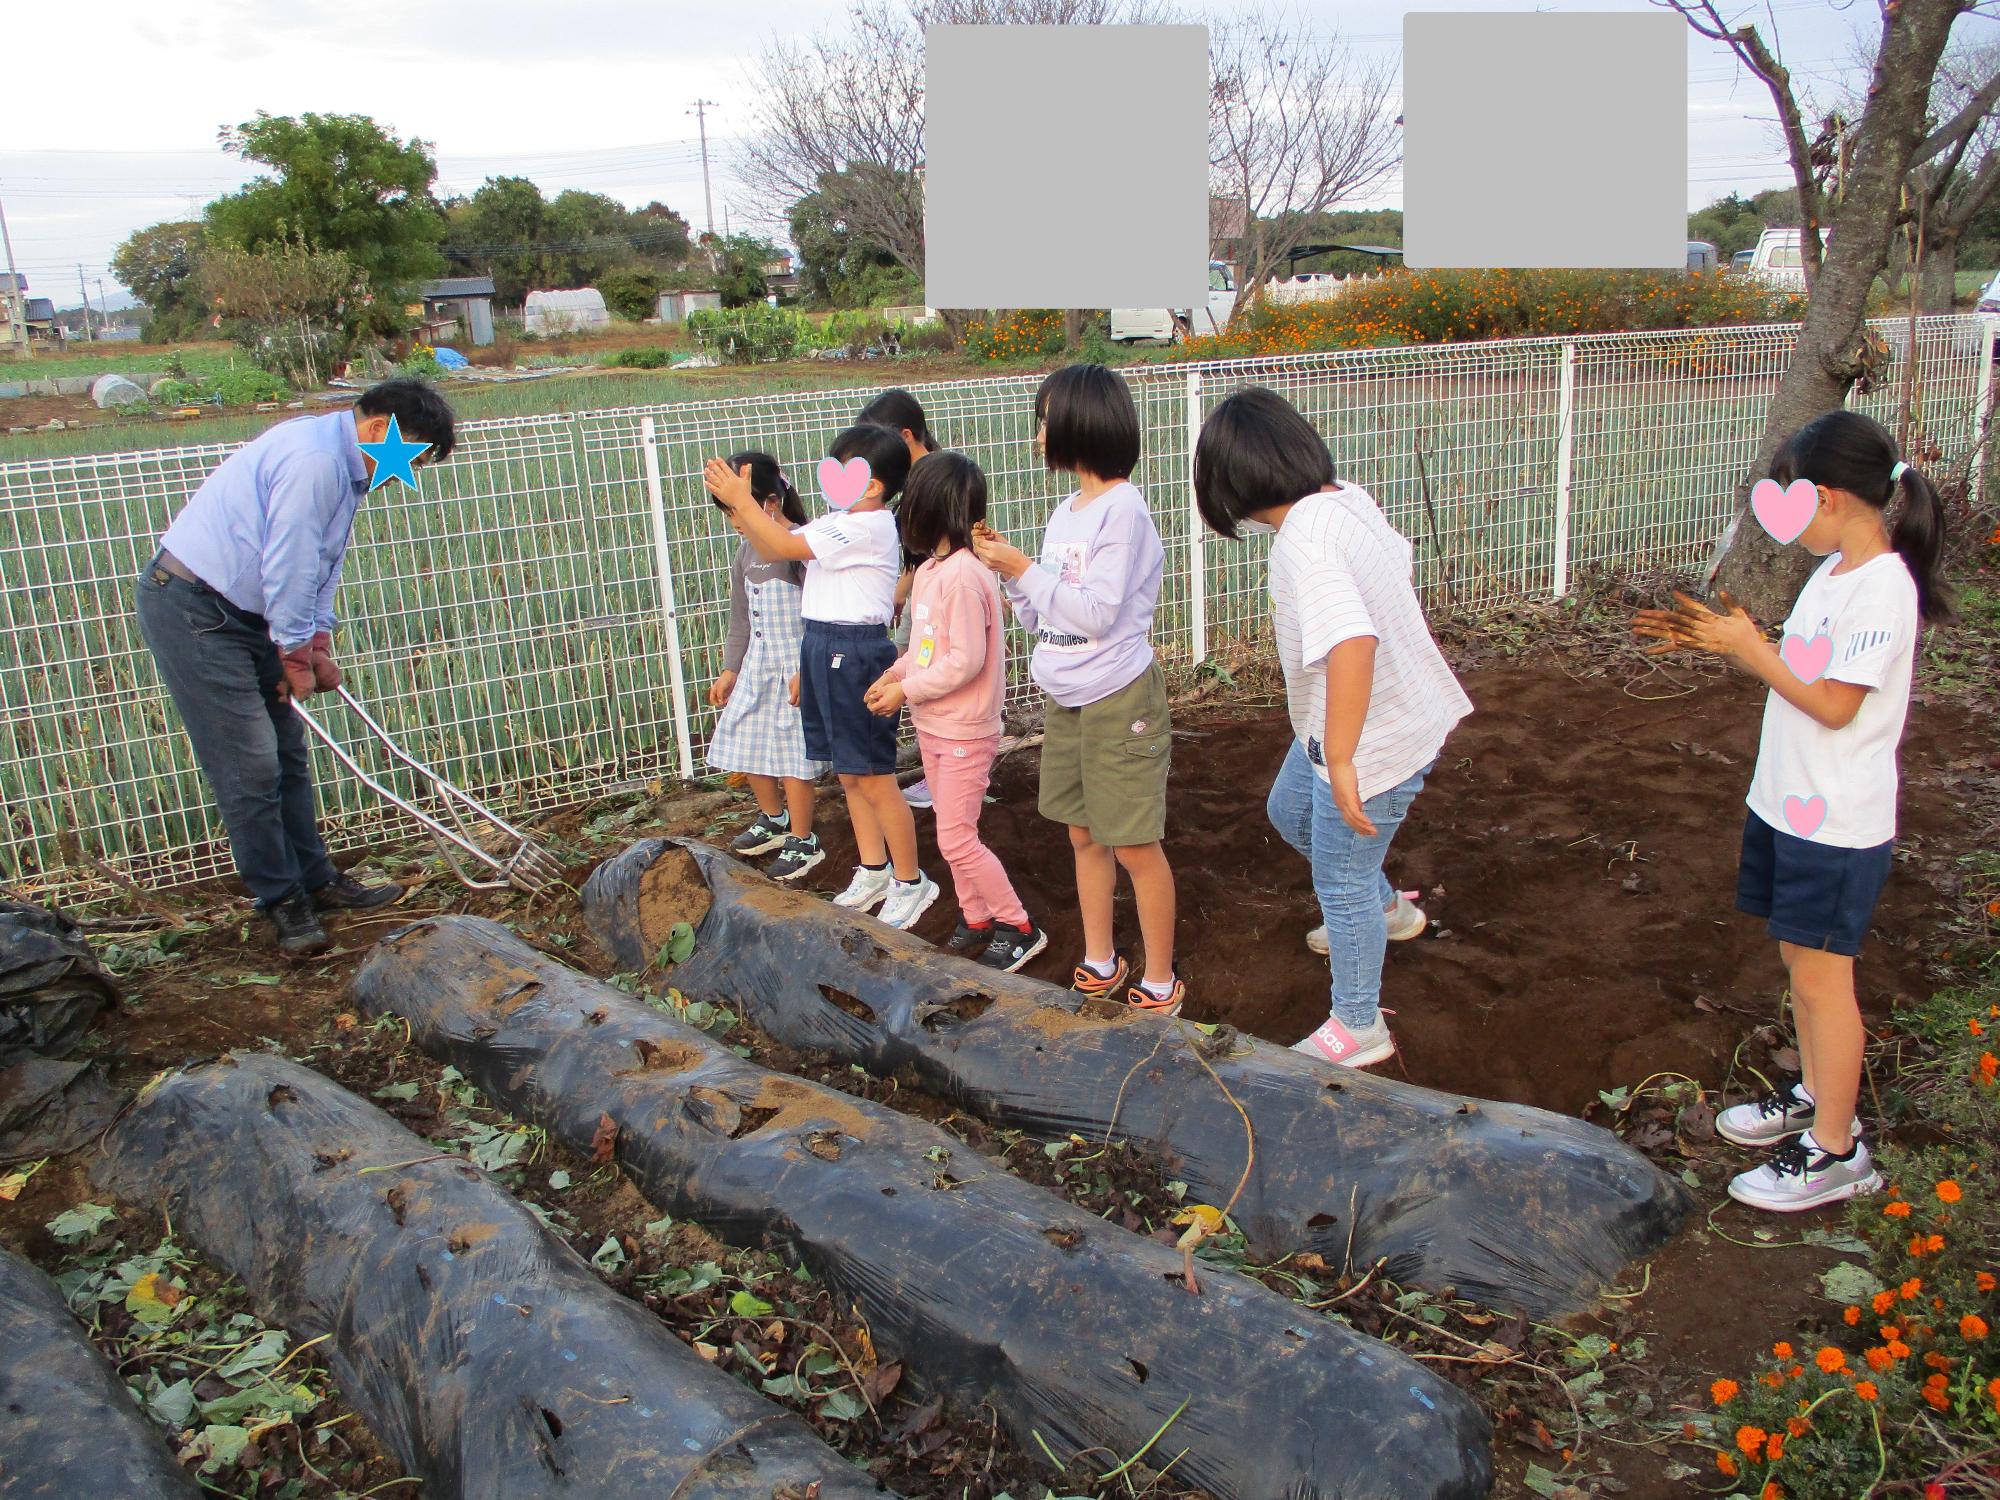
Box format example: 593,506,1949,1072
1710,1378,1739,1404
1890,1339,1913,1359
1872,1292,1899,1317
1815,1346,1847,1374
1788,1364,1804,1379
1764,1434,1785,1461
1962,1314,1989,1340
1785,1415,1811,1438
1924,1382,1951,1411
1884,1201,1912,1219
1735,1425,1766,1458
1717,1452,1739,1478
1910,1235,1928,1257
1842,1305,1861,1325
1762,1485,1783,1500
1865,1346,1894,1372
1761,1369,1785,1389
1772,1341,1793,1359
1926,1369,1949,1386
1979,1272,1997,1293
1902,1278,1923,1299
1927,1235,1946,1253
1927,1352,1953,1371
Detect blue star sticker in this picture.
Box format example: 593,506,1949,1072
357,413,430,492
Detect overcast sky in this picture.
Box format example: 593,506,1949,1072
4,0,1985,304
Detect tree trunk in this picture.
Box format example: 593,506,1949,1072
1062,307,1084,351
1710,0,1969,621
935,308,979,349
1921,232,1962,313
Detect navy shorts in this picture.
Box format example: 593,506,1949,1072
798,620,900,777
1736,810,1894,957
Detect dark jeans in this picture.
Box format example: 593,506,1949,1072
134,559,337,908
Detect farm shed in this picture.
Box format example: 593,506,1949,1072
523,287,610,336
655,289,723,324
417,276,496,346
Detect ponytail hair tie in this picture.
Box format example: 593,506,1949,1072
1890,460,1910,482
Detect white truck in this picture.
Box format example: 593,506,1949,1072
1745,227,1826,293
1109,262,1239,343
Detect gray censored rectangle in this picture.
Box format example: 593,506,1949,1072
924,25,1210,308
1403,12,1685,269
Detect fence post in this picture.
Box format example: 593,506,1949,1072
1551,341,1577,598
1973,317,1996,502
1185,368,1206,665
640,416,697,781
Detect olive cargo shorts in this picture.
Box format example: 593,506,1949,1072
1037,663,1171,847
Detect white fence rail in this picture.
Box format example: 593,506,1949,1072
1,317,1991,902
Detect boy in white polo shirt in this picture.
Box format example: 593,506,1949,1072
1193,387,1471,1067
705,423,939,931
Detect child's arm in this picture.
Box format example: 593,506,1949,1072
703,457,814,563
1633,593,1868,729
985,508,1142,640
971,522,1041,632
1323,636,1380,834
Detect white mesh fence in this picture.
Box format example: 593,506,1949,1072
1,316,1990,901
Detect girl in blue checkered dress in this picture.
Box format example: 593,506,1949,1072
706,453,829,881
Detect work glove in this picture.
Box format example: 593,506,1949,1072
309,631,342,691
278,643,319,701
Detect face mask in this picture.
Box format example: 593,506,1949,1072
1238,518,1277,536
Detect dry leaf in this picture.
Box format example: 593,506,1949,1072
590,1112,620,1166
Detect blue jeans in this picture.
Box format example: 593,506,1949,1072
1266,741,1432,1030
134,561,338,908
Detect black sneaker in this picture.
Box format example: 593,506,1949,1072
267,893,332,956
947,919,994,957
310,872,404,912
730,815,790,857
978,920,1049,974
768,835,825,883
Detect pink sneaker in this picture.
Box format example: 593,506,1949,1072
1290,1013,1395,1068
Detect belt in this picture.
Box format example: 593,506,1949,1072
152,550,202,586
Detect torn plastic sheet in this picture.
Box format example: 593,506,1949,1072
0,1244,199,1498
581,838,1693,1319
0,901,120,1067
91,1052,900,1500
352,914,1495,1500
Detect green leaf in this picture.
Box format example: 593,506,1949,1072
761,1374,805,1398
1597,1086,1632,1111
817,1389,867,1422
641,1215,674,1242
146,1377,197,1429
1819,1261,1884,1304
666,922,697,964
729,1289,774,1318
46,1203,116,1243
1566,1333,1614,1365
547,1170,572,1191
1522,1464,1564,1498
590,1235,627,1271
373,1082,421,1101
188,1424,251,1472
1802,1227,1870,1254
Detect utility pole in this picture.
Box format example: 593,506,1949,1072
78,265,96,342
688,100,718,238
0,184,32,360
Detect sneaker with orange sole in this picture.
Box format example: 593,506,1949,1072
1071,952,1129,999
1126,975,1185,1019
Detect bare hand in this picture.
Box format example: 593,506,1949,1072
863,675,906,718
1632,590,1765,664
788,674,800,708
708,669,737,709
1327,760,1377,837
702,457,757,515
971,523,1030,580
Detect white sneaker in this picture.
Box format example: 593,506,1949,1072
878,873,940,930
1290,1013,1396,1068
902,778,933,810
1716,1081,1815,1147
832,865,893,911
1306,894,1426,955
1728,1134,1881,1213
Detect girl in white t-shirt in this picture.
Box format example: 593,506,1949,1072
705,423,939,931
1193,387,1471,1069
1634,409,1954,1214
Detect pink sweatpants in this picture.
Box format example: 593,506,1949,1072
919,730,1028,927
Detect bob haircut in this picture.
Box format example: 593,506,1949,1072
1033,363,1140,480
897,451,987,557
826,422,914,503
857,388,938,452
725,450,807,526
1193,387,1335,540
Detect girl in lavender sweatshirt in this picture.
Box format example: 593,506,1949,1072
971,365,1182,1016
865,453,1047,972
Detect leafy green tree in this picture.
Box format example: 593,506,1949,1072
444,176,547,303
598,267,663,321
206,112,446,301
710,235,784,307
631,201,693,265
543,190,639,287
111,220,208,338
197,239,369,387
788,169,912,306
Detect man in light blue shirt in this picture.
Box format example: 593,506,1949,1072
135,379,457,955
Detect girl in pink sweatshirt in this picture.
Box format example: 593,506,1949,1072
864,454,1047,972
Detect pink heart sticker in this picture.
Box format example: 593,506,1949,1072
818,456,871,511
1782,793,1827,838
1750,477,1817,545
1779,631,1833,683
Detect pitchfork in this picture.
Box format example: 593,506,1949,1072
291,686,564,897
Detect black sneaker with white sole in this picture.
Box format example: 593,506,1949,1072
768,835,825,882
977,920,1049,974
731,815,790,857
947,919,994,958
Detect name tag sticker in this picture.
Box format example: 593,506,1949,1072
831,653,845,670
